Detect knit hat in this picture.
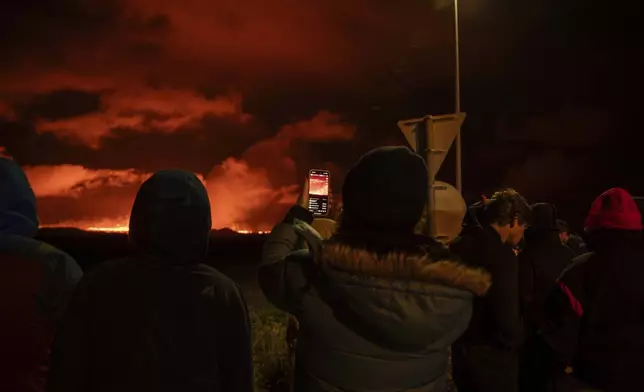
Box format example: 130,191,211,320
584,188,642,231
341,146,428,232
530,202,559,231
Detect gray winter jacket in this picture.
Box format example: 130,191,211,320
259,205,491,392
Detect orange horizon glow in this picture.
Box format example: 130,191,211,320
41,222,269,235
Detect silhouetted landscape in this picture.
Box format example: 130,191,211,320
37,228,266,270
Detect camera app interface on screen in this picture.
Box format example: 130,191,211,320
308,170,329,216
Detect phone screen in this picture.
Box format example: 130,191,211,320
308,169,330,216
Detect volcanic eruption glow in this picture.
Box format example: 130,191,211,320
44,221,268,235
87,225,130,233
9,108,354,235
42,217,269,234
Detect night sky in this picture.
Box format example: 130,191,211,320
0,0,638,231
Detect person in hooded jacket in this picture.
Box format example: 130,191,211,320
0,157,83,392
517,203,575,392
259,146,492,392
449,188,531,392
47,170,253,392
541,188,644,391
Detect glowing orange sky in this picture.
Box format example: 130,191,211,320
0,0,390,231
0,0,630,231
0,0,496,231
17,110,354,232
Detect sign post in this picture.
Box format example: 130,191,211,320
398,113,466,239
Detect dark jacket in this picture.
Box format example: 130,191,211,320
259,205,491,392
449,225,523,392
516,204,576,392
566,234,588,256
0,158,82,392
518,204,576,333
519,231,574,316
450,225,523,350
541,230,644,391
460,201,485,237
47,170,253,392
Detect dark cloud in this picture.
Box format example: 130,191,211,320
0,113,269,174
0,0,120,69
16,90,101,120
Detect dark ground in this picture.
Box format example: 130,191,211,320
37,227,267,272
37,227,268,299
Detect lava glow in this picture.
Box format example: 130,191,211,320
86,225,130,233
234,229,270,235
231,225,270,235
14,111,353,235
42,222,266,235
82,226,268,234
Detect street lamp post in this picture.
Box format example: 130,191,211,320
454,0,463,193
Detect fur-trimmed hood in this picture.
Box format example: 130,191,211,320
311,241,491,352
320,243,491,296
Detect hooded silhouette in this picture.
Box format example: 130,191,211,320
47,170,253,392
542,188,644,391
0,157,82,392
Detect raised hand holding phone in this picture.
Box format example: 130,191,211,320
307,169,330,216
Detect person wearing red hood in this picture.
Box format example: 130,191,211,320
541,188,644,391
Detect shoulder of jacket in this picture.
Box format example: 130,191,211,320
558,252,594,282
571,252,594,266
32,240,80,270
181,263,245,303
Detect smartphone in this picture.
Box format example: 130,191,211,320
308,169,330,216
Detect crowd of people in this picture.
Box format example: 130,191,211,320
1,145,643,392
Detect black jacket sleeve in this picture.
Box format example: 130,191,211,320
517,252,535,327
489,248,524,350
219,285,254,392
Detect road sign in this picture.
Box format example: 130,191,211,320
398,113,466,238
432,181,467,243
398,117,424,151
397,113,465,179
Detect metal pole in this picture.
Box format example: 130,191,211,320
454,0,462,193
414,120,433,236
426,118,436,237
